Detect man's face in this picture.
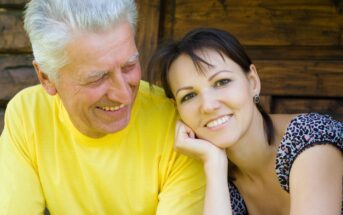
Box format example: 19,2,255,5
50,22,141,138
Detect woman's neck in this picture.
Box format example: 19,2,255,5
225,112,277,178
226,113,295,179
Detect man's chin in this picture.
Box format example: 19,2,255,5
101,118,131,134
106,124,129,134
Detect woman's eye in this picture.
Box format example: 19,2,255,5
180,92,196,103
214,79,231,87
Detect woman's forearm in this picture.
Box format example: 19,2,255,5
203,155,232,215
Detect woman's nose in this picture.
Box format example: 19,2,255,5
200,90,220,114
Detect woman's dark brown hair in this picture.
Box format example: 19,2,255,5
147,28,274,181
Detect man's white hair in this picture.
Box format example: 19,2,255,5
24,0,137,81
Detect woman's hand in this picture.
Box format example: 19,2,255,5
174,120,228,172
174,121,233,215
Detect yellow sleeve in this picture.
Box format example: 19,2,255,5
0,99,45,215
156,148,206,214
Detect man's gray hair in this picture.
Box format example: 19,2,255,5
24,0,137,81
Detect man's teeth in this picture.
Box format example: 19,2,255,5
206,115,230,128
100,104,125,111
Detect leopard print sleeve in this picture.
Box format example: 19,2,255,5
275,113,342,213
275,113,342,192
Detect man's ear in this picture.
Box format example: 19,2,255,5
247,64,261,96
33,60,57,96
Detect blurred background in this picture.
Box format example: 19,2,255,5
0,0,342,133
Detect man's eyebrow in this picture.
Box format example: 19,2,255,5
88,71,107,78
124,52,140,65
81,71,107,82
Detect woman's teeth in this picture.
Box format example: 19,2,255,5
206,115,230,128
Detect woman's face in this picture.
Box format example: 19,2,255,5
168,49,260,148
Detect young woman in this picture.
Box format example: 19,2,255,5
148,28,343,215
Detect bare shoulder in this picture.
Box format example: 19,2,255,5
293,143,342,166
291,143,343,185
290,143,343,184
289,144,343,214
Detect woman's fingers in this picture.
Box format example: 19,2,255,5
174,121,226,163
175,121,205,154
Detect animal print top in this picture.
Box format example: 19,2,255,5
229,113,343,215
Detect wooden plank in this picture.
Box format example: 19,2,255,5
0,11,31,52
272,97,343,121
168,0,343,46
246,46,343,61
176,0,343,7
0,0,27,5
159,0,175,40
260,95,272,113
0,54,38,100
256,60,343,97
136,0,161,80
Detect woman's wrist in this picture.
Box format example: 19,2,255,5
203,149,228,181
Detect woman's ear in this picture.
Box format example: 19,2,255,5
247,64,261,96
33,60,57,96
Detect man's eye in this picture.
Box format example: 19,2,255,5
214,79,231,88
122,63,136,73
87,74,107,86
180,92,196,103
91,78,103,84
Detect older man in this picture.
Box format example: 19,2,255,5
0,0,205,214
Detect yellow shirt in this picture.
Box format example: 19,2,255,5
0,81,205,215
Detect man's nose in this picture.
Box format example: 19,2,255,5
200,90,220,114
106,71,131,104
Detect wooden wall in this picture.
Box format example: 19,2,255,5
0,0,342,132
140,0,343,121
0,0,37,132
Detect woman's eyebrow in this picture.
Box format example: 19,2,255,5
208,70,232,81
175,86,193,97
